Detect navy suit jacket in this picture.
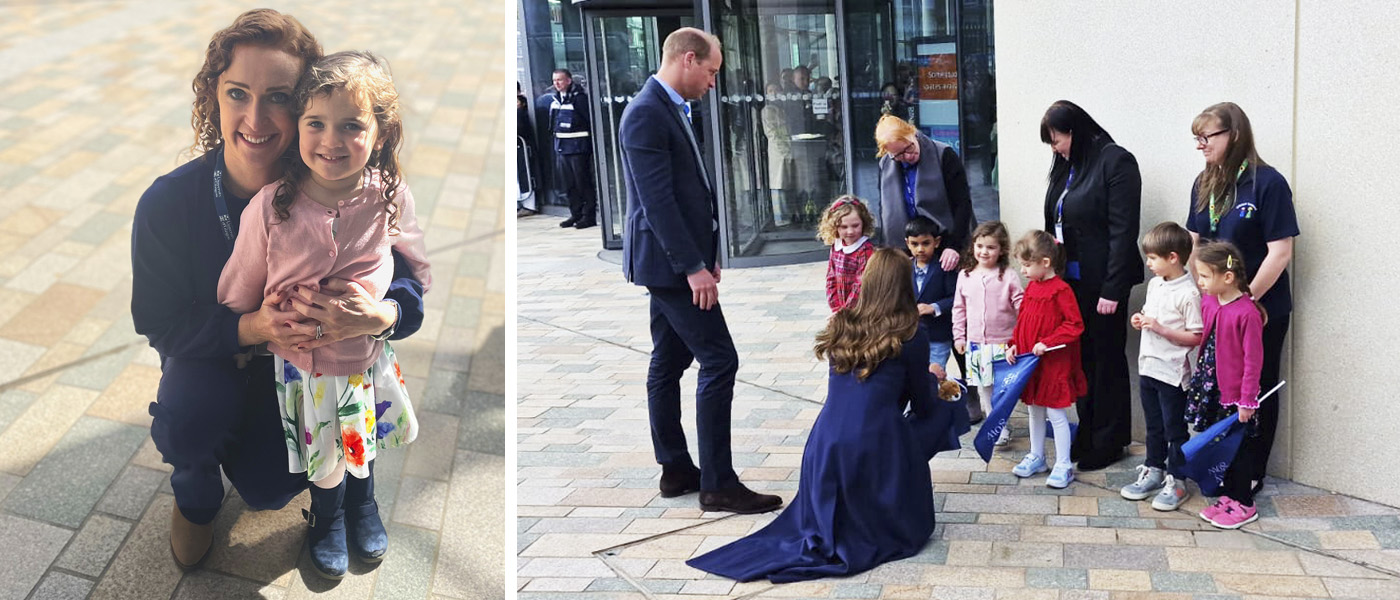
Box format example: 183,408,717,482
620,77,718,288
913,260,958,343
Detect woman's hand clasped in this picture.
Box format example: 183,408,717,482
939,248,960,271
237,290,316,348
287,278,397,351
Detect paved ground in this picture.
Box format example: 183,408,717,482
0,1,503,599
516,214,1400,599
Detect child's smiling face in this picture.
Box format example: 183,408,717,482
299,88,381,191
973,235,1001,269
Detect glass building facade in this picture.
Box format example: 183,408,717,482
519,0,998,266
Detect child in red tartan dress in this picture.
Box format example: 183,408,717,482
819,196,876,312
1007,230,1087,488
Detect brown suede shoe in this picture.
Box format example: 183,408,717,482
659,464,701,498
699,484,783,514
169,504,213,571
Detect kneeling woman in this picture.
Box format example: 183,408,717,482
688,248,968,583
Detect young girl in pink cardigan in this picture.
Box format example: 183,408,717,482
217,51,431,578
952,221,1023,445
1185,242,1265,529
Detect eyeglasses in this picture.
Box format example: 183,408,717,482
889,143,918,161
1195,129,1229,145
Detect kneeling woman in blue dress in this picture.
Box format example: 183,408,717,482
688,247,969,583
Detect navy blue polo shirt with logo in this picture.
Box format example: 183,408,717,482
1186,163,1300,319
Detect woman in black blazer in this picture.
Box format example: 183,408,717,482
1039,101,1143,471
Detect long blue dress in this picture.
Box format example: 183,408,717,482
687,331,968,583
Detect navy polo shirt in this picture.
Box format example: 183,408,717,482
1186,163,1300,318
131,155,425,361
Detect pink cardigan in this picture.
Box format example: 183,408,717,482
218,172,432,376
1200,293,1264,409
952,268,1024,346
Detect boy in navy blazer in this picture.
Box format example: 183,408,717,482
619,27,780,515
906,216,959,379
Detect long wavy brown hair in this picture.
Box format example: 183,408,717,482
272,51,405,234
189,9,322,158
814,248,920,381
1191,102,1266,215
959,220,1012,278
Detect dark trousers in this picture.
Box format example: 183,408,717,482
646,286,740,492
1222,313,1289,506
1068,288,1133,465
555,152,597,222
1140,375,1189,477
149,356,307,524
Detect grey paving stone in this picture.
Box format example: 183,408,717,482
68,211,129,245
0,514,72,600
831,582,882,598
88,494,184,600
95,464,166,520
372,444,408,517
0,472,19,505
422,368,471,415
433,450,504,599
517,451,606,467
3,417,148,528
1151,571,1217,593
54,514,132,577
1086,516,1156,529
391,476,448,530
1330,515,1400,531
403,411,460,481
1263,530,1320,547
1094,497,1142,517
1063,544,1168,570
1374,528,1400,549
29,572,94,600
372,523,439,600
1025,567,1088,589
0,389,39,434
171,570,286,599
905,539,949,564
59,347,136,391
969,472,1021,485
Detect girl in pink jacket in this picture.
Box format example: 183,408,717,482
952,221,1023,445
217,52,431,577
1185,242,1265,529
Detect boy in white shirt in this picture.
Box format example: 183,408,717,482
1121,222,1204,510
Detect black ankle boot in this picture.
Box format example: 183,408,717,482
304,478,349,579
344,463,388,562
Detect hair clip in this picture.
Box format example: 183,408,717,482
1226,255,1235,269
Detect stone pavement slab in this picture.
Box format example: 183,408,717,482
0,1,505,598
515,216,1400,599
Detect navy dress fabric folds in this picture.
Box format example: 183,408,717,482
687,331,967,583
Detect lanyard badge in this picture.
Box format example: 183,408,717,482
212,148,236,252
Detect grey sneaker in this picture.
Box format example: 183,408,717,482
1151,475,1191,511
994,427,1011,446
1120,465,1166,500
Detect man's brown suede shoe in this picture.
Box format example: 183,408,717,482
169,504,213,570
699,484,782,514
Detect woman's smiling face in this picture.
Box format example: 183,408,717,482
216,44,302,188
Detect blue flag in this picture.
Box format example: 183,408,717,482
972,353,1079,463
1179,415,1246,497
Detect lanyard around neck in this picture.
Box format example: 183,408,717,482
1054,167,1075,242
1207,160,1249,233
212,148,236,252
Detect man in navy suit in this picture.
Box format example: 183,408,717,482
620,27,781,515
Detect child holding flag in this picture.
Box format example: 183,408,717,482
1006,230,1086,488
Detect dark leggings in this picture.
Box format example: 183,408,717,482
1221,313,1289,506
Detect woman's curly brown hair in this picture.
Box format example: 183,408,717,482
189,9,322,157
814,248,920,381
271,51,406,234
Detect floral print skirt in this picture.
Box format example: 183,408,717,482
964,341,1012,387
1184,331,1234,432
274,343,418,482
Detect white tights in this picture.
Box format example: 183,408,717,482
1028,405,1072,468
978,384,994,416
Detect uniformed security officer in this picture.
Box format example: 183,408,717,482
543,69,598,229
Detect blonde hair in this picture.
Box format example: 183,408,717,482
873,114,918,158
272,51,405,234
816,195,875,245
814,248,920,381
1191,102,1266,215
1194,241,1268,324
1013,230,1066,276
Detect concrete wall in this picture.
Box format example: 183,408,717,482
995,1,1399,506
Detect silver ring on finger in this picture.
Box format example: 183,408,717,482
315,324,323,340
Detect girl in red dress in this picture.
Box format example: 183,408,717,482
1006,230,1087,488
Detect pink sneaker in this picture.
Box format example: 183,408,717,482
1198,497,1229,522
1207,497,1259,529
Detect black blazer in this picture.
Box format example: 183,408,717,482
913,260,959,343
1042,141,1143,303
620,78,718,288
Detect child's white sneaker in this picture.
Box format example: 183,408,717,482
1151,475,1191,511
1011,454,1047,478
1046,463,1074,489
1120,465,1166,500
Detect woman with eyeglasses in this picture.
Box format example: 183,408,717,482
1039,100,1143,472
1184,102,1298,515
